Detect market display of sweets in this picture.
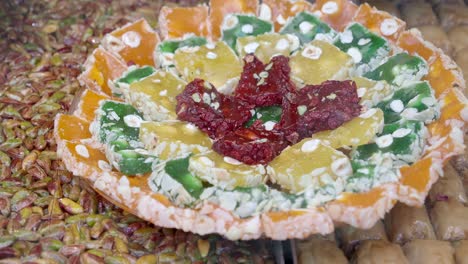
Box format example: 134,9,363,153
53,0,468,241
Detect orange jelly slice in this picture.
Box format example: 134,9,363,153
73,89,110,122
312,0,358,31
55,114,91,142
159,5,210,39
267,210,308,222
262,0,313,31
400,157,433,192
108,19,160,66
209,0,258,39
396,29,438,63
62,141,111,177
335,187,384,207
79,47,128,96
353,3,406,43
424,54,465,98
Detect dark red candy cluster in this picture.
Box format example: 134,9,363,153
176,54,361,165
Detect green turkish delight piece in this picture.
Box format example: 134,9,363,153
376,81,439,124
113,66,156,97
245,106,282,128
333,23,390,71
364,53,428,87
164,155,204,199
156,36,207,67
279,11,336,44
113,149,155,175
221,14,273,51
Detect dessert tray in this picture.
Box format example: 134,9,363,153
54,0,467,240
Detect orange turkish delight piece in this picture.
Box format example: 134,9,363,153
335,188,384,207
353,3,406,43
400,157,433,192
55,114,91,142
262,0,314,31
396,29,438,63
159,5,210,39
60,141,111,179
424,54,466,98
312,0,358,31
72,89,110,122
105,19,160,66
209,0,258,39
78,47,128,96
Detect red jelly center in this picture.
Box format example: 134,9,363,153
176,54,361,165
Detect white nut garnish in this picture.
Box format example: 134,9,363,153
98,160,112,171
205,43,216,50
421,97,436,106
223,156,243,165
180,46,200,53
223,14,239,29
380,18,399,36
347,47,362,63
357,88,367,97
301,44,322,60
375,134,393,148
206,52,217,59
331,158,352,178
264,121,276,131
297,105,307,115
392,128,412,138
358,38,371,46
275,38,289,51
359,108,377,119
159,89,167,96
276,14,286,25
124,114,143,128
244,42,260,54
199,156,214,167
75,144,89,158
301,139,321,152
390,100,404,113
340,30,353,44
461,106,468,122
241,24,254,34
259,3,272,21
299,21,314,34
121,31,141,48
321,1,339,14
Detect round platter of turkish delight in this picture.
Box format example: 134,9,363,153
54,0,467,240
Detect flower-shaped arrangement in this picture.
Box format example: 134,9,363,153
54,0,467,240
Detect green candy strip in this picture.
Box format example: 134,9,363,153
164,155,204,198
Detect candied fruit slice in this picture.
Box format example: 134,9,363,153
189,151,266,189
234,54,296,107
295,80,362,138
174,41,242,88
78,47,128,96
104,19,160,66
268,138,352,193
353,3,406,43
262,0,314,31
55,114,92,142
209,0,258,39
333,23,390,74
279,11,336,44
159,5,210,39
290,40,353,85
156,36,207,67
140,121,212,161
396,29,438,63
113,66,156,97
364,53,428,87
126,70,186,122
213,127,287,165
73,89,110,122
376,81,439,124
352,76,392,108
176,79,253,138
221,14,273,51
311,108,384,149
245,106,282,128
424,54,466,98
312,0,358,31
237,33,300,63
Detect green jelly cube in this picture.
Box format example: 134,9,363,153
156,36,207,67
333,23,390,66
376,81,439,124
221,14,273,51
279,11,336,44
245,106,282,128
98,101,142,145
364,53,428,87
115,149,155,175
165,155,204,198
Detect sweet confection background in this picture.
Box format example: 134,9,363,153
1,0,468,263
